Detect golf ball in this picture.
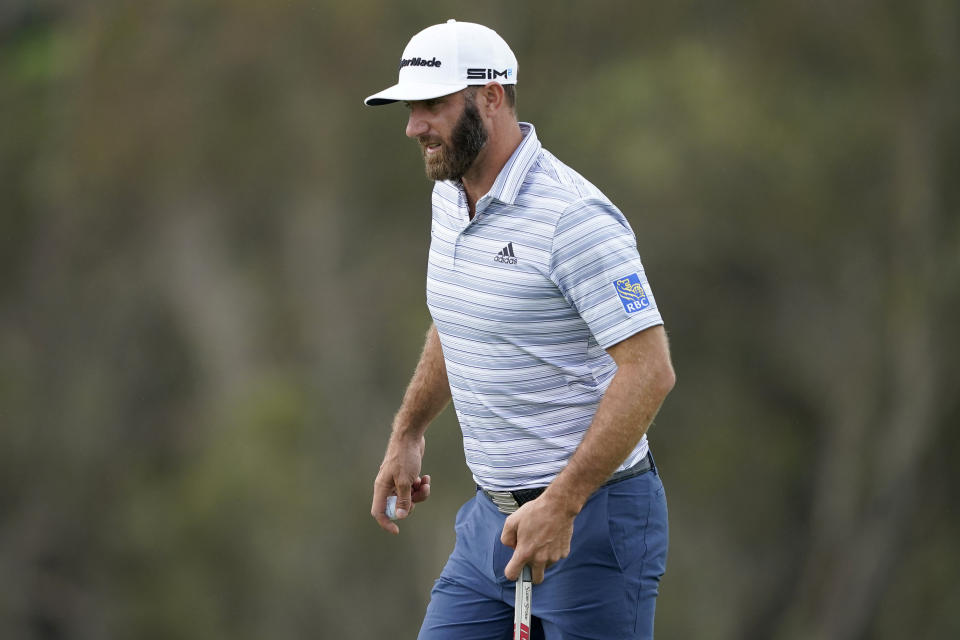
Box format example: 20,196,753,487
385,495,398,520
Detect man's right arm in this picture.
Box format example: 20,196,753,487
371,323,451,534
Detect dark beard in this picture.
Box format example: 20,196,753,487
421,96,488,181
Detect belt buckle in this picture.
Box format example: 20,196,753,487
485,489,520,514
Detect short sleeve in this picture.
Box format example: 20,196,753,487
548,199,664,349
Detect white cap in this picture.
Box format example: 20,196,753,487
365,19,518,106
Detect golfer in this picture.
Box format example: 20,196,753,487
367,19,675,639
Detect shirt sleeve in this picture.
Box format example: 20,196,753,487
548,198,664,349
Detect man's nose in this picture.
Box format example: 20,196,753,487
406,110,429,139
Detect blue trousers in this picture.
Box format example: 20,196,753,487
418,465,668,639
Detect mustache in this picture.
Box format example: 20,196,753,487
417,136,442,147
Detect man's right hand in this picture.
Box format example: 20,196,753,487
371,434,431,534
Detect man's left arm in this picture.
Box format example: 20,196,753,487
501,324,675,583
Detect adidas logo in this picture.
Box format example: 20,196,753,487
494,242,518,265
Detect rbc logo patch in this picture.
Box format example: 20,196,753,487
613,273,650,314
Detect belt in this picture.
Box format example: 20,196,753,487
479,452,654,514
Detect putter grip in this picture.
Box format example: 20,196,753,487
514,565,533,640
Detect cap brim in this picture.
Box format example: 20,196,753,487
364,81,468,106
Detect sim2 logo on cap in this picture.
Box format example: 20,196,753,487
467,67,514,80
613,273,650,314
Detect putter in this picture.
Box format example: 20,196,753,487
513,565,532,640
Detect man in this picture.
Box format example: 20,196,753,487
366,19,675,640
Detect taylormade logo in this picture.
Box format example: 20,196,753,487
399,57,442,69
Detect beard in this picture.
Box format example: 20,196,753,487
419,96,488,181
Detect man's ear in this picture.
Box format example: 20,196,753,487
478,81,505,115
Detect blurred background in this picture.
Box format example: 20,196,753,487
1,0,958,638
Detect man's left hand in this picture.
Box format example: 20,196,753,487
500,496,577,584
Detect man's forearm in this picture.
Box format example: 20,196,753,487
391,323,451,439
542,326,675,514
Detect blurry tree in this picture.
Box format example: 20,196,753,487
0,1,958,639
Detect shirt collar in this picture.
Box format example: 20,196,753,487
485,122,541,206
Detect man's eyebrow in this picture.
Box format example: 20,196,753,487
404,97,445,109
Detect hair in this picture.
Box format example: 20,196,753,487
503,84,517,111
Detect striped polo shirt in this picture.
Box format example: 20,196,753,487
427,123,663,491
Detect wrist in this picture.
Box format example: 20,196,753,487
390,425,414,440
541,482,588,518
387,425,426,458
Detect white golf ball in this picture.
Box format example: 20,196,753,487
385,495,398,520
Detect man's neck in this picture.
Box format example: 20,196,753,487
462,120,523,219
